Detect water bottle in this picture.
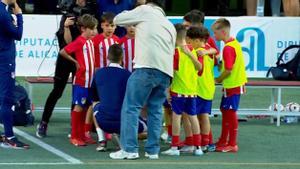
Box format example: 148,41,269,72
256,0,265,16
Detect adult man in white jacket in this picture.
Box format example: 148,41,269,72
110,0,176,160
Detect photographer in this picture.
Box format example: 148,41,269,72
36,0,89,138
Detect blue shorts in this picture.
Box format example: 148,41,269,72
196,97,212,114
171,97,197,115
72,85,92,108
220,94,241,111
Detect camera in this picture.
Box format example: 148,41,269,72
57,0,96,17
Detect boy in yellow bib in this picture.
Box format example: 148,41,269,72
162,24,203,156
213,18,247,153
186,26,215,152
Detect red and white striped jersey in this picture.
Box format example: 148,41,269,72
120,36,135,72
64,36,95,88
93,33,120,69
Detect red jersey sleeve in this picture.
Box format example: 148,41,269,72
197,52,204,76
207,37,219,54
173,48,179,71
222,46,236,70
64,39,79,55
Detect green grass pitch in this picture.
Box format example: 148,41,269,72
0,78,300,169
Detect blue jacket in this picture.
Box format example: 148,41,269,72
91,66,131,121
97,0,135,17
0,2,23,65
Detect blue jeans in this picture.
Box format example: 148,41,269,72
120,68,171,154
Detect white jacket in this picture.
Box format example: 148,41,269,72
114,4,176,77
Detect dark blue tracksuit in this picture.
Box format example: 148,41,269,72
0,2,23,137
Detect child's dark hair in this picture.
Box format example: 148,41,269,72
108,44,123,63
101,12,116,24
77,14,98,29
174,23,187,40
186,26,210,42
184,10,205,25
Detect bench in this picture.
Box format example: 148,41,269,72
25,77,300,126
213,80,300,126
24,77,72,112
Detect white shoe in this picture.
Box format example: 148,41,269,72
160,132,168,141
194,148,204,156
161,147,180,156
0,142,10,149
180,146,195,153
145,152,159,159
109,150,139,160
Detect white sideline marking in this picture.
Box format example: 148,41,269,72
0,125,83,164
0,162,73,165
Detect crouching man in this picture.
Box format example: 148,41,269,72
92,44,147,152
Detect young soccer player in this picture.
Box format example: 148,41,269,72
212,18,247,153
183,9,219,57
91,44,147,152
186,26,216,152
119,25,135,72
181,10,218,149
89,12,120,141
162,24,203,156
60,14,98,146
93,12,120,69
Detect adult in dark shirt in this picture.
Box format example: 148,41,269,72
0,0,29,149
92,44,147,152
36,0,86,138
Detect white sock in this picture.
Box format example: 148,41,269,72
96,127,105,142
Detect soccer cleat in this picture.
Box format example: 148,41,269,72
215,141,228,152
221,145,239,153
207,144,216,152
145,152,159,159
83,132,96,144
0,134,10,149
96,141,107,152
194,147,204,156
2,137,29,149
109,150,139,160
180,146,194,153
36,122,48,138
201,146,209,153
161,147,180,156
70,138,86,147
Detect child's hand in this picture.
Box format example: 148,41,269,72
215,78,222,84
197,50,207,57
